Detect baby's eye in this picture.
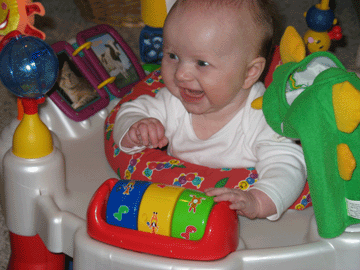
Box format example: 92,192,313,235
168,53,178,60
197,60,209,67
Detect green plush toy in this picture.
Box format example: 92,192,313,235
252,26,360,238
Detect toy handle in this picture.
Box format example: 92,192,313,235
0,30,22,52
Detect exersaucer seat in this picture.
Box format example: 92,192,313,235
104,69,311,210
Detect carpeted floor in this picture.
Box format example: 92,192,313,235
0,0,359,268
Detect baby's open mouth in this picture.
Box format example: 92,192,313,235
186,89,203,96
180,88,205,102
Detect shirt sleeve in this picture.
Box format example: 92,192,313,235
113,88,171,154
252,130,307,220
244,83,307,220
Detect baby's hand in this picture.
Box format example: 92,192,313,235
121,118,168,149
205,187,260,219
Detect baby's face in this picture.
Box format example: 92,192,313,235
161,4,260,116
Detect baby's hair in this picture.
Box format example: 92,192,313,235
247,0,276,58
168,0,277,59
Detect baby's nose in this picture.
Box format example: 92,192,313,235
175,63,193,81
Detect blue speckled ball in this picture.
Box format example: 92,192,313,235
0,35,59,98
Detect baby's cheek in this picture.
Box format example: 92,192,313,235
160,66,173,85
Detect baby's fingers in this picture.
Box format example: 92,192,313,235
146,124,160,147
217,194,254,217
229,201,246,211
147,119,167,148
137,122,153,146
128,128,142,145
212,191,241,204
206,188,236,203
205,187,229,197
158,136,168,148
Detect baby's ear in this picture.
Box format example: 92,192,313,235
242,57,266,90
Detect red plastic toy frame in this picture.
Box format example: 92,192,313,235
87,178,239,261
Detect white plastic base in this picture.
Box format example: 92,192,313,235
1,97,360,269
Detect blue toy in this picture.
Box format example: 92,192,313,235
0,31,58,98
106,180,151,230
305,1,335,32
139,0,171,64
139,25,163,64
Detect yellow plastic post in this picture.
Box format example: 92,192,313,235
141,0,168,28
12,99,53,159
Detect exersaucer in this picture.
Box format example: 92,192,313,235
2,73,360,270
1,30,360,270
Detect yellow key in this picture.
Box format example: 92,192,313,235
138,183,184,236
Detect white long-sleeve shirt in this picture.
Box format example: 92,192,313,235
113,82,307,220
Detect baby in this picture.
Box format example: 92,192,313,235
114,0,306,220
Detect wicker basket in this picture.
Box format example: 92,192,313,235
74,0,144,27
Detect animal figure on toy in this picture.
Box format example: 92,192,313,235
303,0,342,53
252,26,360,238
0,0,45,41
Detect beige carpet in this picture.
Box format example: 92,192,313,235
0,0,359,268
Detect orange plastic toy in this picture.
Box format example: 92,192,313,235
0,0,45,41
